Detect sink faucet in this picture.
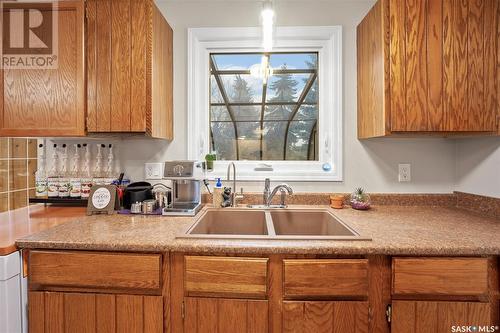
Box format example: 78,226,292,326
263,178,270,205
227,162,244,207
266,184,293,207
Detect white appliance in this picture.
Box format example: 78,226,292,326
0,250,27,333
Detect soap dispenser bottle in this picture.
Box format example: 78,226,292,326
212,178,224,208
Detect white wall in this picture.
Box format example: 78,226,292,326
41,1,499,198
455,138,500,198
108,0,458,193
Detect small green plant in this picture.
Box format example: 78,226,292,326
204,153,217,170
350,187,371,210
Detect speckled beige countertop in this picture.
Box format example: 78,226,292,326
15,205,500,255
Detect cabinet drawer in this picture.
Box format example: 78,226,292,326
184,256,268,298
392,258,488,296
29,251,162,293
283,259,369,298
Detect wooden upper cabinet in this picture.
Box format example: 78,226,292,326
0,1,85,137
86,0,173,139
357,0,499,138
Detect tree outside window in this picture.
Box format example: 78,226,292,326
210,52,318,161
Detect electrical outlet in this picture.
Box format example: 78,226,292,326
398,163,411,182
145,163,163,180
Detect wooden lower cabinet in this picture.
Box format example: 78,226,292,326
391,301,492,333
282,301,369,333
183,297,268,333
29,291,163,333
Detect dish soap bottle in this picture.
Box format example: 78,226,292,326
35,143,47,197
212,178,224,208
47,144,59,198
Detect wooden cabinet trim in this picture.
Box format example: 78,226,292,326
29,250,162,294
392,257,489,297
283,259,369,299
184,255,268,299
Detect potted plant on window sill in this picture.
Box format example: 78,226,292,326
205,153,217,171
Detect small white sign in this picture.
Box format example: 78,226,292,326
92,187,111,209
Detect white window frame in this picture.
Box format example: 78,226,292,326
187,26,342,181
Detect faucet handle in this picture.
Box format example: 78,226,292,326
233,187,244,206
279,188,288,207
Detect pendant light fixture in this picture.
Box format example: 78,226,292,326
261,1,274,51
250,1,275,83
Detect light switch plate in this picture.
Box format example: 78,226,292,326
145,163,163,180
398,163,411,182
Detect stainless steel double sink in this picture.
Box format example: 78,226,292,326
178,208,371,240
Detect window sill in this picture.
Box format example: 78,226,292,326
206,161,342,182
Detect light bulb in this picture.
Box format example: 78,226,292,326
261,2,274,51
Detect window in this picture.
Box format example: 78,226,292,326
210,52,318,161
188,27,342,181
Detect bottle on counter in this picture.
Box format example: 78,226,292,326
103,143,115,185
69,144,81,198
35,143,47,197
58,144,70,198
212,178,224,208
80,143,92,199
47,144,59,198
92,144,105,185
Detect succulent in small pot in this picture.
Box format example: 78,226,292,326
350,187,371,210
204,153,217,171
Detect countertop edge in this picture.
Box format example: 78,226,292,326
15,240,500,256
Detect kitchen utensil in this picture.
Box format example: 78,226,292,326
142,199,157,214
123,182,153,209
130,202,142,214
152,183,172,208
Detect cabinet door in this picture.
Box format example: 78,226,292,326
86,0,148,133
392,301,491,333
0,1,85,136
29,291,163,333
443,0,498,132
184,297,268,333
390,0,498,132
282,301,369,333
